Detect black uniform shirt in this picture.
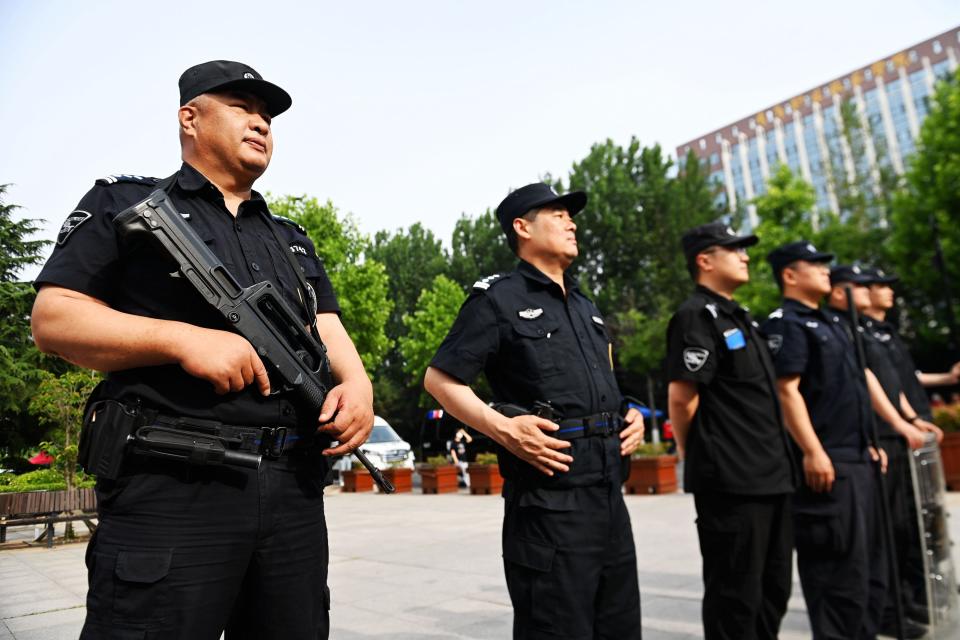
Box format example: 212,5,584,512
35,163,339,427
870,318,933,421
430,260,624,489
761,299,871,463
666,285,796,495
859,316,905,438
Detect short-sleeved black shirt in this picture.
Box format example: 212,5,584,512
666,285,796,495
429,261,624,487
857,316,904,438
760,298,871,463
35,163,339,427
868,318,933,421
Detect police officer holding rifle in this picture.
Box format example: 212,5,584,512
31,60,373,639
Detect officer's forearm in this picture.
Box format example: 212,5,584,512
866,369,911,434
423,367,510,445
667,380,699,453
315,312,372,396
32,285,192,372
918,371,957,387
776,376,826,456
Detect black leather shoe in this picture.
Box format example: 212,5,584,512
904,601,930,625
879,618,928,639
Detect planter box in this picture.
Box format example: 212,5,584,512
382,467,413,493
341,469,374,493
625,455,678,495
942,432,960,491
418,464,459,494
467,463,504,495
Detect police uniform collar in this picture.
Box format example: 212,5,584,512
782,297,820,314
176,163,267,203
517,260,578,293
695,285,740,314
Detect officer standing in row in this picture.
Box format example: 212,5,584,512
759,243,895,639
860,266,948,632
826,265,938,638
666,223,797,640
424,183,645,639
31,61,374,638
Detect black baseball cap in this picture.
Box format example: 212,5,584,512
495,183,587,235
179,60,292,117
681,222,757,264
830,264,873,286
767,241,834,275
863,266,899,285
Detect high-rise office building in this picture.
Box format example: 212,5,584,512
677,26,960,227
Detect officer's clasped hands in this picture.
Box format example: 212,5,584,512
497,414,573,477
619,407,645,456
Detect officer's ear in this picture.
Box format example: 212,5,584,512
178,97,204,139
695,251,713,275
513,216,534,241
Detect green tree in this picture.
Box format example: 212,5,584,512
446,210,515,288
738,164,817,318
28,369,100,492
398,275,466,405
889,67,960,357
0,185,53,457
268,195,393,374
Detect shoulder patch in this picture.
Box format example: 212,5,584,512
768,308,784,320
272,215,308,235
473,273,507,290
95,174,159,186
767,334,784,355
704,303,718,319
57,210,92,245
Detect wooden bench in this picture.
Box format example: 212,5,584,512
0,488,98,547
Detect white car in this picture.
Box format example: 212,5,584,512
332,416,415,476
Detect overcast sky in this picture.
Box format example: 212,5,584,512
3,1,959,281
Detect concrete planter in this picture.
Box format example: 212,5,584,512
418,464,459,494
341,469,374,493
382,467,413,493
625,455,678,495
467,463,504,495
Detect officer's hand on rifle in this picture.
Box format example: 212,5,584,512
868,446,888,474
176,325,271,396
496,415,573,477
318,379,375,456
803,447,835,493
619,407,645,456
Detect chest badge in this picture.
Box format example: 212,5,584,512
805,320,819,328
683,347,710,372
591,316,604,325
518,308,543,320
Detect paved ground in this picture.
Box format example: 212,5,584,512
2,487,959,639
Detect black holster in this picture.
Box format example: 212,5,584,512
78,393,141,481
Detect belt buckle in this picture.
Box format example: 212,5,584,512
260,426,288,459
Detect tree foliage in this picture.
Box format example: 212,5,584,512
398,275,466,393
446,210,515,288
268,195,393,374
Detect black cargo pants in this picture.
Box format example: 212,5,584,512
80,450,330,640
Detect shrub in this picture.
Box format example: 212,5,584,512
632,442,671,458
425,454,449,467
474,452,499,465
933,404,960,433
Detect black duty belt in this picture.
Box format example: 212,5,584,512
553,412,624,441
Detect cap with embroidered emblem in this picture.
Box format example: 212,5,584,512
179,60,292,117
829,264,873,286
681,221,757,264
767,240,834,275
495,183,587,235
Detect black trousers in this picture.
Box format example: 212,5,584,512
879,436,926,616
502,481,642,639
793,461,887,640
693,492,793,640
80,452,330,640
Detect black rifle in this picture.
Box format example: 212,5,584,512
845,287,904,640
113,189,394,493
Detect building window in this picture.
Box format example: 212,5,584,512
933,40,942,54
842,78,851,90
886,59,895,73
865,68,873,81
699,139,706,150
732,125,739,136
709,152,719,166
909,49,918,63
